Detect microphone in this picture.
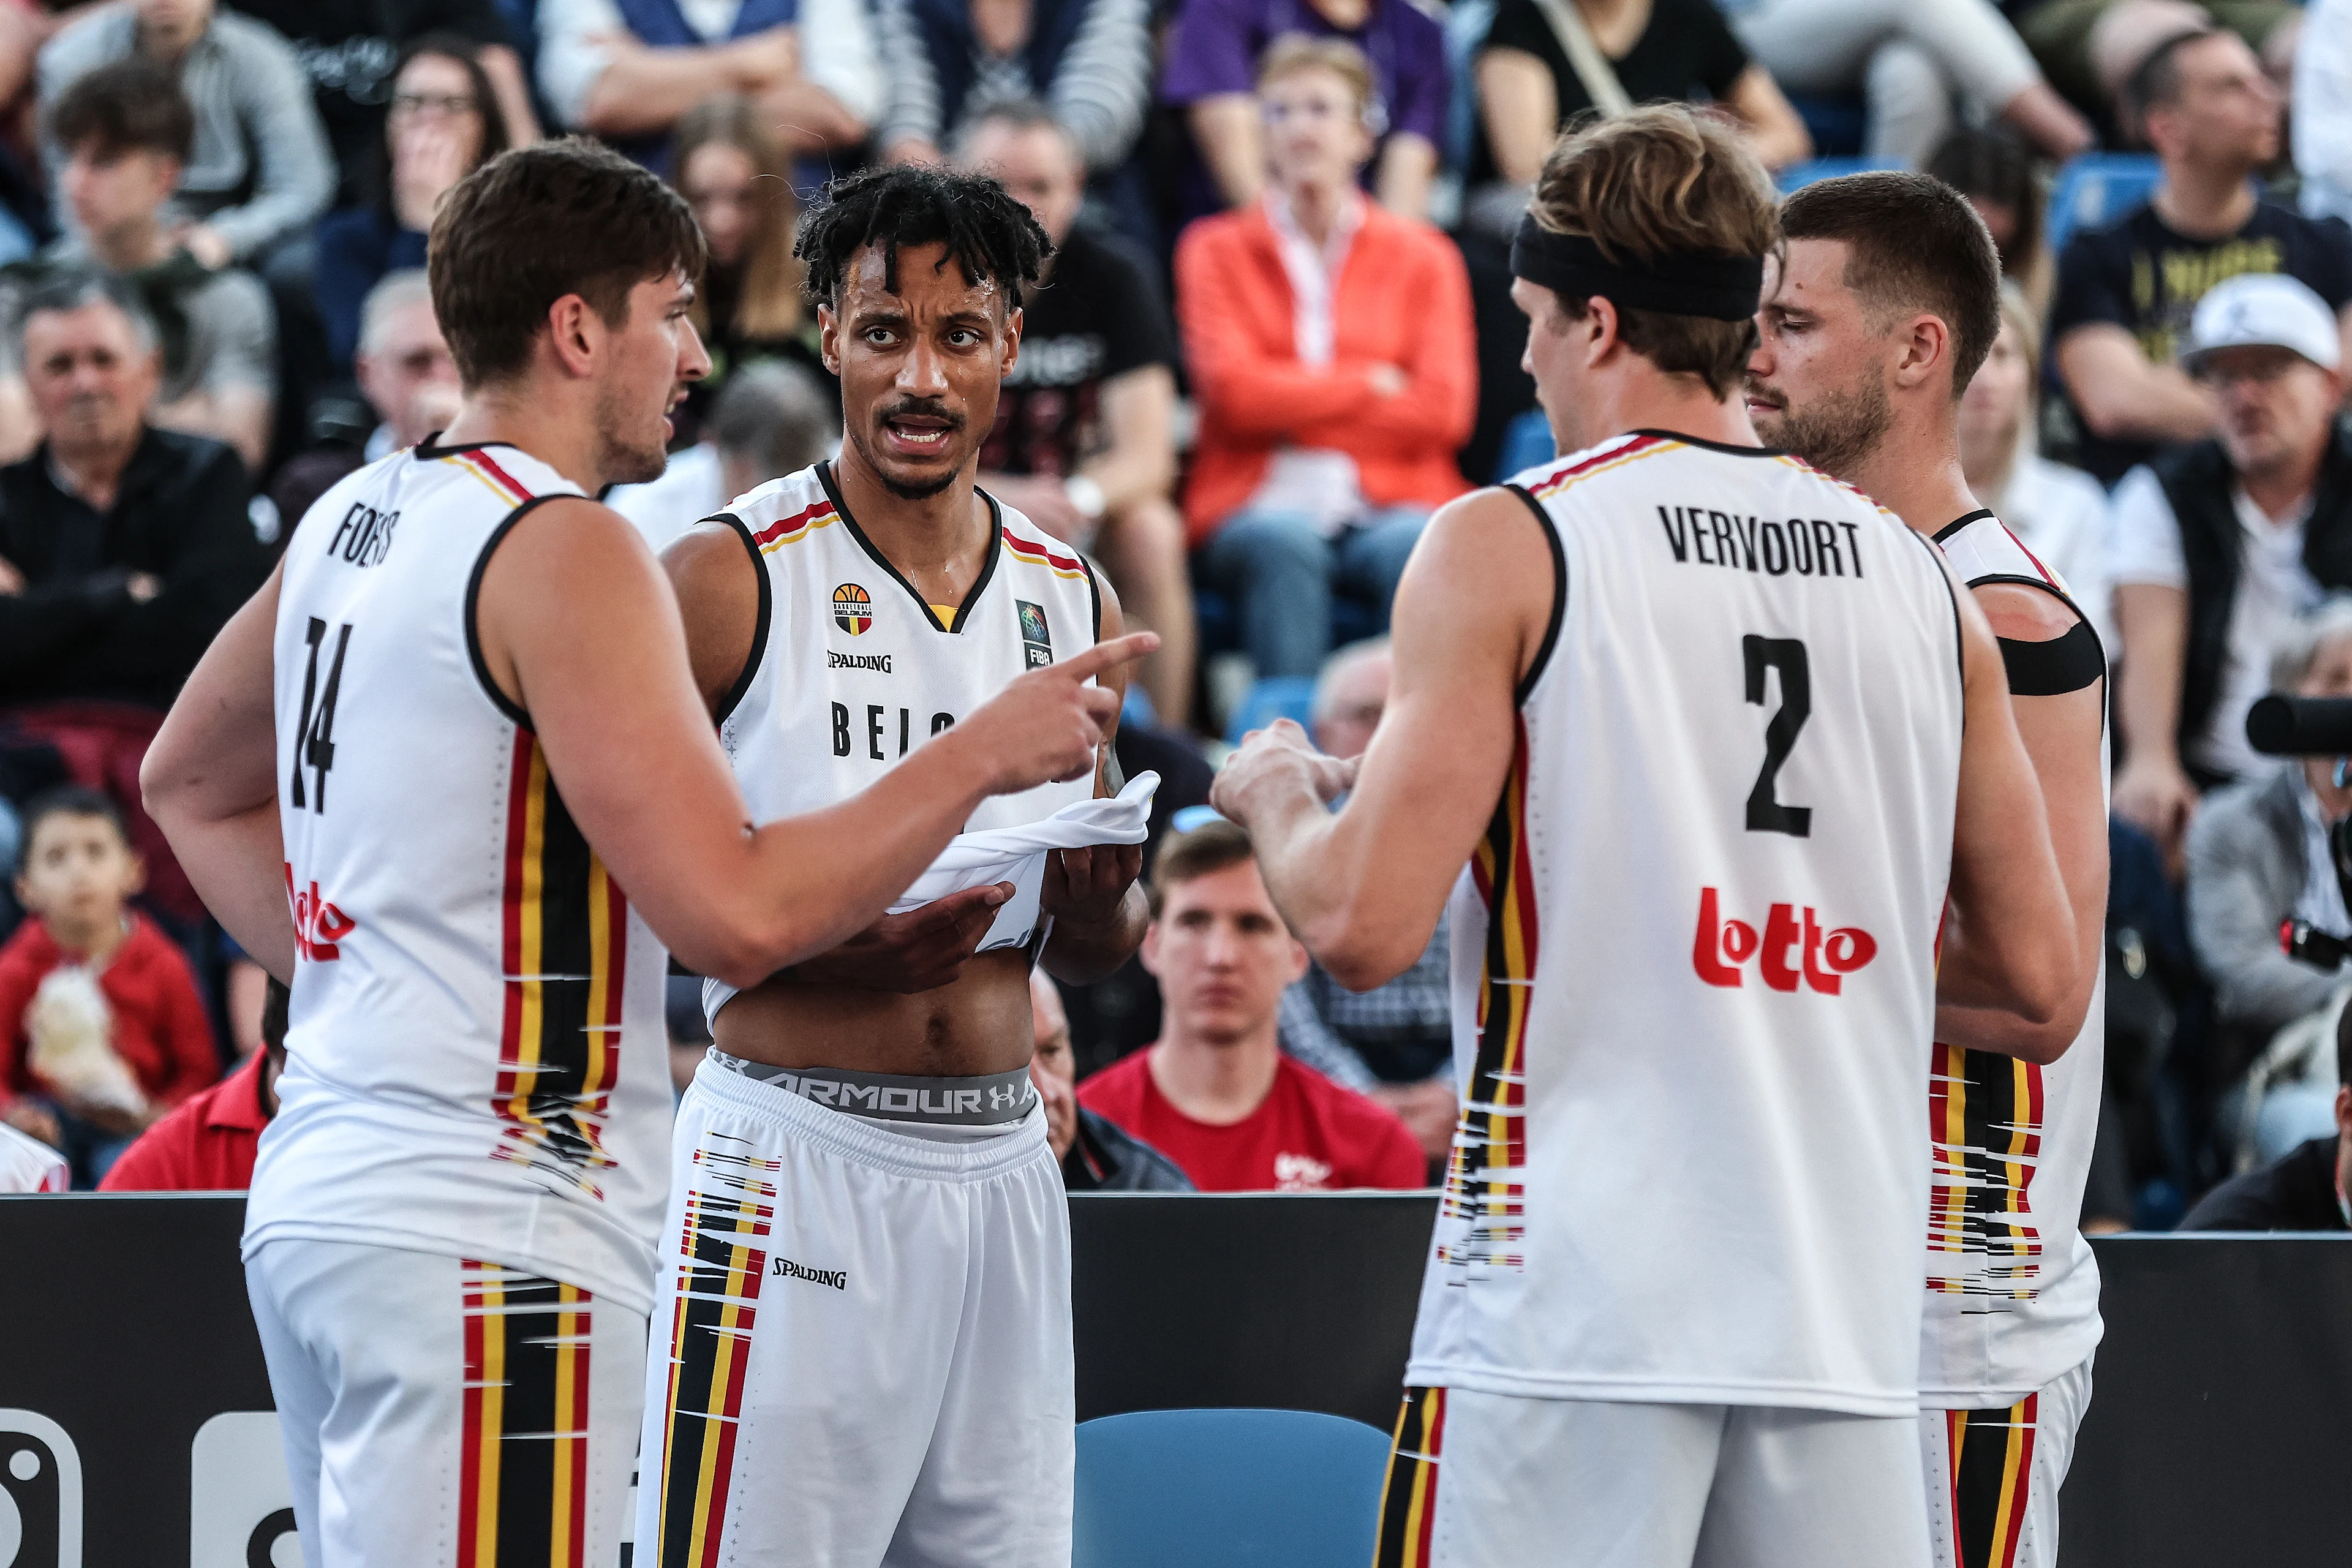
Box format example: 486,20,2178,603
2245,695,2352,756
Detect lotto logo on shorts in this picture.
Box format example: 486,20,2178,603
833,583,873,636
1691,886,1877,993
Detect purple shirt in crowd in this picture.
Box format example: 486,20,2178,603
1159,0,1448,216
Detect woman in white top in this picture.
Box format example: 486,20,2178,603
1959,281,2117,658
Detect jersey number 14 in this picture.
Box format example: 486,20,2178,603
290,617,352,813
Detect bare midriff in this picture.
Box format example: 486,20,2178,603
710,948,1038,1079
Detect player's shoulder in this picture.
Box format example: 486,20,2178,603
992,497,1094,582
715,463,837,549
0,1121,68,1194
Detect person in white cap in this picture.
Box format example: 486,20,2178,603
2111,271,2352,867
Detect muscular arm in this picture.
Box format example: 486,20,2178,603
1933,568,2081,1051
2055,325,2216,445
1040,574,1150,984
1215,488,1545,988
140,560,297,981
1933,582,2107,1057
481,499,1139,989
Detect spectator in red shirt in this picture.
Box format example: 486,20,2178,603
103,976,285,1191
1079,818,1425,1191
0,786,217,1185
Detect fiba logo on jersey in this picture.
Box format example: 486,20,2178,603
1016,601,1052,669
833,584,873,636
1691,887,1877,994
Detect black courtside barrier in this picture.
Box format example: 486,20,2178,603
1,1193,2344,1565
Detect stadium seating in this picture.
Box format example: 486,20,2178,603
1493,407,1556,481
1072,1407,1393,1568
2046,153,2163,253
1222,675,1318,748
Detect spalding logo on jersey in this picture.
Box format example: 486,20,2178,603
1017,600,1053,668
1691,887,1877,993
833,583,872,635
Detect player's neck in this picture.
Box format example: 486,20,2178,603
1849,418,1978,539
438,385,608,494
1148,1031,1280,1126
1574,368,1757,454
829,445,993,590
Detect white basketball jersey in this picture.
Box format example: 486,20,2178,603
704,464,1101,1020
248,439,673,1315
1406,432,1966,1418
1920,509,2108,1405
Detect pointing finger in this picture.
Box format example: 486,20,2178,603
1055,631,1161,683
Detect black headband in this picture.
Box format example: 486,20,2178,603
1510,215,1765,322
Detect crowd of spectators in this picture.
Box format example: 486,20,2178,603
6,0,2352,1222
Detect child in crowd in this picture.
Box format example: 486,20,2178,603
0,786,217,1186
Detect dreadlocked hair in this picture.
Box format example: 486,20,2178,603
794,163,1052,309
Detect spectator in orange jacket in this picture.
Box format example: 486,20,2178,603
1176,37,1474,680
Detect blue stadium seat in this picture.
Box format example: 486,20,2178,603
1224,676,1319,748
1776,155,1904,195
1493,407,1555,481
1194,589,1385,658
1787,94,1869,159
1072,1408,1392,1568
2046,153,2163,254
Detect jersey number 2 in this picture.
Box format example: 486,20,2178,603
290,617,352,813
1743,635,1811,838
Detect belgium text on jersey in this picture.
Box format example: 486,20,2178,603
1659,507,1866,578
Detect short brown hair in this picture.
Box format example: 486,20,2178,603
1148,819,1256,915
1778,171,2003,396
428,137,706,388
1528,105,1779,397
1256,36,1378,123
47,58,194,163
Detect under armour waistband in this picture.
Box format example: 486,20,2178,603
709,1050,1037,1125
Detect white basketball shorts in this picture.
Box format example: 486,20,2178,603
1375,1385,1931,1568
1920,1352,2095,1568
246,1237,647,1568
636,1057,1074,1567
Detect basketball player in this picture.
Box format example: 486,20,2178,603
1745,172,2109,1568
635,164,1149,1567
138,140,1150,1567
1212,106,2082,1567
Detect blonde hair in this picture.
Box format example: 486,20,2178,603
1256,36,1378,124
672,96,805,341
1996,278,2041,387
1528,105,1779,396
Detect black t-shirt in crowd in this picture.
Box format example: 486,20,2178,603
2049,200,2352,484
2178,1136,2350,1232
979,222,1177,481
227,0,513,208
1468,0,1749,190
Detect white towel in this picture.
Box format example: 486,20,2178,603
704,772,1161,1027
889,771,1161,952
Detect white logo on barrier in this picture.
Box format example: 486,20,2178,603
190,1412,296,1568
0,1409,82,1568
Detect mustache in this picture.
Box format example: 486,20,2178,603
1742,377,1785,409
877,398,963,430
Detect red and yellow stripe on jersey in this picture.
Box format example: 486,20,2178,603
1942,1393,2040,1568
1437,715,1537,1272
442,448,536,508
1927,1046,2047,1298
1374,1385,1448,1568
494,731,627,1196
649,1138,782,1567
752,496,840,555
458,1263,593,1568
1526,432,1669,500
1000,527,1090,581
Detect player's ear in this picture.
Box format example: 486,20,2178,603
1893,313,1948,393
1583,295,1621,368
544,293,600,378
1001,303,1023,377
816,303,841,375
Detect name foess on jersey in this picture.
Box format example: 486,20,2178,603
325,501,398,567
832,582,873,635
833,702,954,759
1017,599,1053,668
1691,886,1877,993
1659,506,1865,579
